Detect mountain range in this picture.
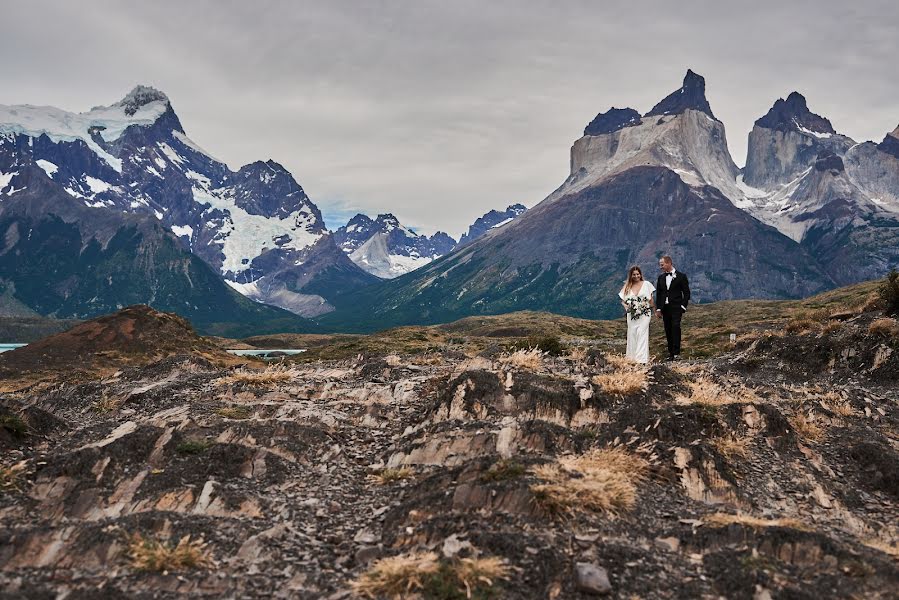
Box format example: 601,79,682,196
318,70,899,330
1,73,897,333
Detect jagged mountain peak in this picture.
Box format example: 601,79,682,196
877,124,899,159
645,69,715,120
117,85,170,115
584,107,642,136
755,91,836,135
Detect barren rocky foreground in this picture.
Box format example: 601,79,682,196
1,305,898,599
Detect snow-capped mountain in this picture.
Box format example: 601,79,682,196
742,92,856,190
730,95,899,284
332,213,455,279
0,86,376,317
558,70,745,207
319,71,837,331
0,161,313,335
456,203,526,248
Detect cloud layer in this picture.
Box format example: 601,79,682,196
2,0,896,236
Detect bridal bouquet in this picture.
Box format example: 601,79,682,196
624,296,652,320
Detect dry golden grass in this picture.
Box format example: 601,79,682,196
129,534,213,571
818,392,854,417
789,413,824,441
499,348,544,371
604,353,638,371
712,435,751,460
353,551,440,598
675,377,756,407
821,321,843,335
93,393,124,413
367,467,415,486
591,370,647,396
0,462,26,494
784,318,820,335
455,556,511,597
215,406,254,420
352,551,510,599
869,318,899,337
861,538,899,560
703,513,810,531
216,364,299,387
670,362,704,376
566,346,588,362
531,448,648,516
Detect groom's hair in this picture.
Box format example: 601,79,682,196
661,255,673,265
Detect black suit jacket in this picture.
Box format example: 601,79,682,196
656,271,691,311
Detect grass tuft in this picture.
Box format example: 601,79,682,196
712,435,751,460
784,318,820,335
789,413,824,441
531,448,648,516
0,413,28,437
703,513,810,531
499,348,544,371
368,467,415,485
861,538,899,560
129,534,213,571
215,406,253,420
868,318,899,338
591,370,647,396
352,551,509,599
480,459,526,483
676,377,745,406
175,440,212,455
0,462,27,494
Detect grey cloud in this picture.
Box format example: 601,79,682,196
2,0,896,236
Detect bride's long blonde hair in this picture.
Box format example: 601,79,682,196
620,265,644,296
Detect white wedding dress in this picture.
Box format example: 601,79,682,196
618,280,655,364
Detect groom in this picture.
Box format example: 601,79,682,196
655,255,690,361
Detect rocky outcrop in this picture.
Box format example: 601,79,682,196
1,302,897,597
584,107,642,136
645,69,715,119
742,92,856,189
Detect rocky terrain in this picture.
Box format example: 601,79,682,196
1,292,897,598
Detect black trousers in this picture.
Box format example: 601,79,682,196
661,304,684,357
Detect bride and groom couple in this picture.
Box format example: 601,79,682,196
618,256,691,364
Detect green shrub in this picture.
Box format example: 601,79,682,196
879,269,899,316
0,414,28,437
176,440,212,455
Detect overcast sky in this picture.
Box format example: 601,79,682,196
2,0,897,236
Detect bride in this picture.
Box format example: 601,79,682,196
618,266,656,364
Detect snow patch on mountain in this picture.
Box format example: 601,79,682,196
0,90,171,172
36,160,58,177
348,232,434,279
190,181,323,276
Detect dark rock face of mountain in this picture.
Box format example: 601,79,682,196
322,167,832,331
645,70,715,120
0,86,373,318
814,150,845,174
743,92,856,189
877,126,899,160
0,166,314,336
331,213,456,278
456,204,527,248
584,107,642,136
755,92,836,135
